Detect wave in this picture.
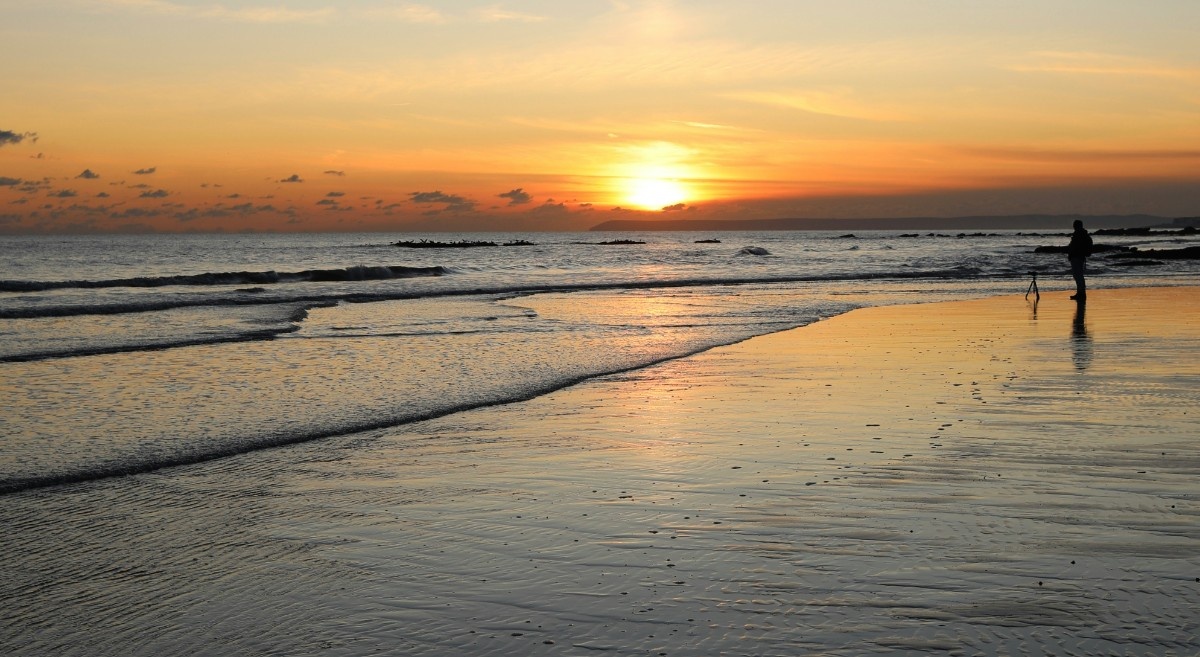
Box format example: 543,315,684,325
0,322,822,496
0,264,448,293
0,267,1002,320
0,328,298,364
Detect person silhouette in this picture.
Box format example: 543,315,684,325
1067,219,1092,302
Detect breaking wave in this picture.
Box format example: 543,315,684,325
0,264,448,293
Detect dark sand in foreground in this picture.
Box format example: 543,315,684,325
3,288,1198,656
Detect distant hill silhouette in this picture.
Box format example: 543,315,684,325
590,214,1170,232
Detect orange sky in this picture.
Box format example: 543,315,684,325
2,1,1199,233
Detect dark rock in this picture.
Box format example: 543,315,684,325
394,239,497,248
1109,245,1200,260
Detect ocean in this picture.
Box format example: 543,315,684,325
1,228,1196,494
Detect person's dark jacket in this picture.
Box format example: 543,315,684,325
1067,229,1093,261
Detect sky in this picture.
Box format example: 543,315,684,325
2,0,1199,233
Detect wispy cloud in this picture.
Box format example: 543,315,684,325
674,120,742,131
97,0,335,24
957,146,1200,163
359,4,446,24
725,89,908,122
76,169,101,179
475,5,548,23
1010,51,1200,80
133,166,157,175
291,40,887,101
98,1,548,25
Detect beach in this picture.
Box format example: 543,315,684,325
2,287,1198,656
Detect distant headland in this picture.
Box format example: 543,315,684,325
590,214,1199,232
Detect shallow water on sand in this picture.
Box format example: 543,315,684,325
5,229,1198,496
2,289,1196,656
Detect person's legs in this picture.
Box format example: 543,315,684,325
1070,258,1086,300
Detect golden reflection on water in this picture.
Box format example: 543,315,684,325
1072,302,1092,371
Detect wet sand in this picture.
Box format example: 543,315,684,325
3,288,1198,656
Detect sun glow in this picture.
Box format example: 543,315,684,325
626,177,689,210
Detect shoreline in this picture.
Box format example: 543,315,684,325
2,287,1197,656
5,280,1196,496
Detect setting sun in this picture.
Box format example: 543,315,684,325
626,177,689,210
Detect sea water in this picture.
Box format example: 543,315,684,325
2,229,1196,493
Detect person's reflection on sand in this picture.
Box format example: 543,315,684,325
1072,302,1092,370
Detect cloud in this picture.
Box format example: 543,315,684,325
410,191,457,204
97,192,111,198
410,190,477,213
0,130,38,147
360,4,446,24
326,191,345,197
498,188,532,206
662,202,687,212
676,120,736,130
1009,51,1200,79
229,202,280,214
56,203,113,218
279,174,304,183
133,167,157,175
178,203,280,223
139,189,170,198
355,4,542,24
294,37,910,102
99,0,334,24
111,207,163,219
956,146,1200,163
50,189,78,198
0,177,21,186
475,5,547,23
316,199,338,206
324,170,345,176
725,89,908,122
17,178,52,193
76,169,101,179
530,200,569,217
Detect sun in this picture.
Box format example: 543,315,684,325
626,177,689,210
